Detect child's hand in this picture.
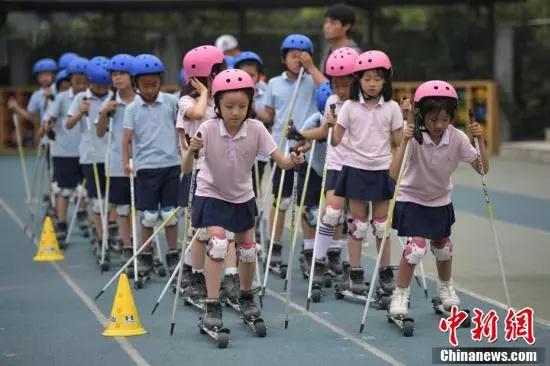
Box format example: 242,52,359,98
403,122,415,143
299,52,314,70
101,100,117,116
124,163,134,177
400,97,412,114
468,122,483,139
80,100,90,115
290,150,305,166
190,78,208,95
190,135,203,151
7,97,19,111
325,111,336,128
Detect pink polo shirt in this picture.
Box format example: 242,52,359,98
322,94,351,171
337,95,403,171
176,95,216,170
397,125,478,207
195,118,278,203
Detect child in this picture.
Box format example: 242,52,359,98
320,4,361,69
182,69,303,331
66,56,113,260
330,50,402,295
122,54,180,278
177,45,235,301
293,47,359,280
42,56,87,248
96,54,137,270
256,34,325,271
388,81,489,315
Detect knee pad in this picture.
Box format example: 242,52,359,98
346,217,369,240
188,227,210,242
76,184,87,197
302,206,319,228
141,210,159,228
321,204,342,227
91,198,102,214
116,204,130,217
207,235,228,262
238,242,257,263
403,237,427,265
276,197,292,211
431,238,453,261
60,187,73,198
160,207,178,227
371,216,387,240
226,230,235,241
51,182,61,196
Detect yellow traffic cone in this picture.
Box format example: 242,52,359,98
102,273,147,337
33,216,64,262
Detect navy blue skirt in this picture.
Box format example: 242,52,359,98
297,169,322,209
392,201,455,240
325,169,340,192
192,196,257,234
335,166,394,201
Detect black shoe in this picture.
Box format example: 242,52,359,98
201,299,223,330
187,271,207,300
238,291,261,321
221,273,240,303
165,249,179,274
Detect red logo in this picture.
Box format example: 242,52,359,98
439,306,469,346
471,308,499,343
504,307,535,345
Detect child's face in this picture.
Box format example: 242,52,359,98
37,72,54,87
284,50,303,75
137,75,161,102
323,17,349,41
331,76,353,101
70,74,88,94
359,70,384,99
111,71,132,90
239,65,259,84
219,90,250,129
90,83,109,97
424,109,451,140
58,80,71,93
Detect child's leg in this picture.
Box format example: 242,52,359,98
224,231,238,273
372,200,391,267
205,226,227,299
431,238,453,282
347,199,369,267
160,207,178,250
235,228,256,291
116,205,131,248
56,195,69,222
396,237,427,288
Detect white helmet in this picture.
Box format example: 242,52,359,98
215,34,239,52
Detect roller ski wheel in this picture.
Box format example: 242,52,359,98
374,291,392,310
100,260,110,273
323,274,332,288
432,297,471,328
268,263,288,279
134,272,151,289
311,286,322,303
386,313,415,337
237,291,266,337
198,325,230,349
154,258,167,277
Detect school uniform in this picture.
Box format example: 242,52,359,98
192,118,277,233
67,88,112,198
334,94,402,201
123,92,180,211
392,126,478,240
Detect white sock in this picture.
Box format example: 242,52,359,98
315,223,334,260
225,267,238,275
303,239,314,251
330,238,341,249
184,250,193,266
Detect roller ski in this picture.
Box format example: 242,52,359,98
153,255,167,278
334,262,369,301
134,251,153,289
199,299,230,348
267,242,287,279
236,290,266,337
387,287,415,337
55,221,68,250
220,273,240,310
76,209,90,238
107,221,121,252
310,259,331,303
432,279,471,328
182,271,207,310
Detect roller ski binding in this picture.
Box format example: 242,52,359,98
76,209,90,238
134,251,153,289
311,259,331,303
221,273,241,310
387,286,415,337
334,262,370,302
182,271,206,310
55,221,68,250
237,290,266,337
432,279,471,328
199,299,230,349
267,242,287,279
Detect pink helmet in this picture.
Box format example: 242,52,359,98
182,45,224,82
325,47,359,77
353,50,392,74
212,69,255,96
414,80,458,107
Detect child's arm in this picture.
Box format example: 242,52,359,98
96,100,117,137
7,97,33,122
122,128,133,176
184,79,208,120
300,52,327,86
66,98,89,129
301,125,329,140
271,148,304,170
467,122,490,174
255,105,274,126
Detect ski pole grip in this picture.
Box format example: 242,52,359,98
330,104,336,117
193,132,201,159
83,96,89,116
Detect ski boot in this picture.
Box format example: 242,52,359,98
299,248,312,279
153,251,167,278
134,251,153,289
334,263,370,302
327,247,344,279
387,286,415,337
120,247,135,278
311,258,330,303
165,249,179,275
268,241,287,279
432,279,471,328
183,271,207,310
238,290,266,337
55,221,68,250
173,263,193,293
76,209,90,238
378,266,396,295
221,273,240,309
199,299,230,348
107,221,121,252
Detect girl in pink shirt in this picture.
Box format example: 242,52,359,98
330,50,403,296
182,69,303,334
388,80,489,317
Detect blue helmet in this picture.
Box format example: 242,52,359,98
224,55,235,69
58,52,79,70
107,54,134,73
55,69,70,84
280,34,314,55
87,57,111,85
33,58,58,74
178,69,186,86
234,51,263,68
316,80,333,113
67,57,89,75
131,54,164,77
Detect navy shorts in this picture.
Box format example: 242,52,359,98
109,177,131,205
335,166,394,201
81,163,107,199
297,168,322,209
271,165,294,199
136,165,179,211
392,201,456,240
325,169,340,192
177,169,199,208
192,196,257,233
53,157,82,189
